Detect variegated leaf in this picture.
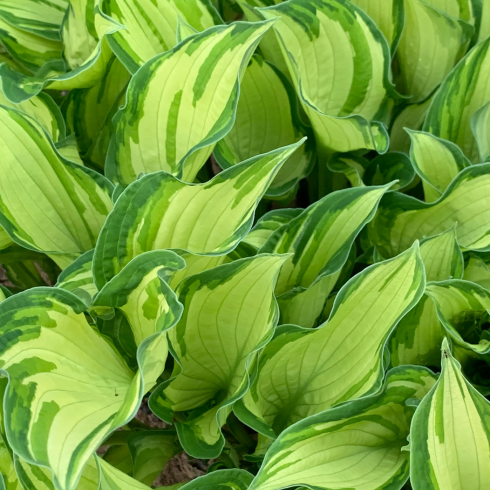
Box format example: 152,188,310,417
214,54,314,198
93,143,302,289
0,251,183,490
464,253,490,289
411,338,490,490
62,56,131,170
55,135,84,166
101,0,221,73
0,9,122,103
258,0,395,157
0,14,64,73
62,0,98,70
0,90,65,142
56,250,96,302
249,366,436,490
370,163,490,258
331,153,417,190
243,209,303,250
425,279,490,392
424,36,490,162
127,431,179,486
149,254,288,458
350,0,404,51
390,226,464,367
0,105,113,269
395,0,472,103
0,0,68,40
408,130,471,202
389,96,432,153
106,20,274,185
93,250,185,348
177,469,253,490
260,184,391,327
471,100,490,162
235,242,425,440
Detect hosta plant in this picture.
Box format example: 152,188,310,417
0,0,489,489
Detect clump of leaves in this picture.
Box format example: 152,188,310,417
0,0,489,489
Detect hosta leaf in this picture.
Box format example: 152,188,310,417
260,184,391,327
0,10,122,103
237,1,289,76
98,458,151,490
395,0,472,103
424,0,476,23
106,20,274,186
0,378,102,490
101,0,221,73
249,366,437,490
425,280,490,390
350,0,404,51
0,106,113,269
0,90,65,142
370,163,490,258
0,285,11,303
424,36,490,162
0,226,13,251
328,152,415,190
0,14,64,73
214,54,314,198
93,142,302,289
243,209,303,250
93,250,185,348
362,152,415,190
0,251,182,490
56,250,96,302
55,135,84,166
177,469,253,490
464,253,490,289
149,254,288,458
408,130,471,202
127,431,179,486
0,0,68,41
62,57,131,170
389,96,432,153
259,0,395,156
236,242,425,438
477,0,490,43
62,0,98,70
390,226,464,367
471,100,490,162
410,338,490,490
167,253,228,291
327,153,368,187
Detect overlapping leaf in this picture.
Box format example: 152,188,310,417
215,54,314,198
150,254,287,458
100,0,221,73
106,20,274,185
258,0,395,156
408,130,470,202
370,163,490,258
93,143,301,289
259,184,391,327
0,250,183,490
235,242,425,441
411,338,490,489
395,0,472,103
0,105,113,269
249,366,436,490
390,226,463,367
424,36,490,162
